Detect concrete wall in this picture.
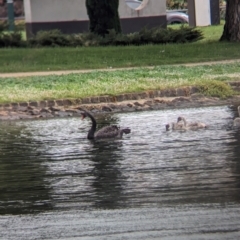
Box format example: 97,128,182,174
195,0,211,26
24,0,166,38
188,0,219,27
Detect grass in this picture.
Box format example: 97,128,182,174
1,22,240,73
0,22,239,104
0,62,239,104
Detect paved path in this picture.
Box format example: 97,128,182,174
0,59,240,78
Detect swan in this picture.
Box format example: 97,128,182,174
233,106,240,127
177,116,207,130
81,110,131,140
166,117,187,131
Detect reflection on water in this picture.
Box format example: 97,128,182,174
1,106,240,215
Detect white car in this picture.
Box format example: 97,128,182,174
125,0,189,24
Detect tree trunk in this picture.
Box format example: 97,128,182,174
85,0,121,37
220,0,240,41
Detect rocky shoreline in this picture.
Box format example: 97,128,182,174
1,84,240,121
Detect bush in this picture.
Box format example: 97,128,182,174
197,80,233,99
167,0,187,10
28,29,71,47
0,21,25,47
0,27,203,48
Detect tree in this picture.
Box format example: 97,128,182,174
85,0,121,36
220,0,240,41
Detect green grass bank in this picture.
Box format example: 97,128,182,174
1,23,240,73
1,23,240,105
0,62,239,104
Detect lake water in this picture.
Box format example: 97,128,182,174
1,106,240,239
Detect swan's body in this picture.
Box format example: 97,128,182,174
81,111,131,140
233,106,240,127
166,121,186,131
166,118,187,131
177,116,207,130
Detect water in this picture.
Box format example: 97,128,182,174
1,106,240,239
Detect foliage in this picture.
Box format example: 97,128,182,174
28,29,71,47
26,27,203,48
197,80,234,99
0,21,25,47
166,0,187,9
86,0,121,36
2,23,240,73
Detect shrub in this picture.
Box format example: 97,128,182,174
28,29,70,47
0,31,25,47
0,26,203,48
197,80,233,99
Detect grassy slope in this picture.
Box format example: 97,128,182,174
0,62,239,104
1,22,240,73
1,22,240,104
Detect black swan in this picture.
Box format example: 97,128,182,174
233,106,240,127
81,111,131,140
177,116,207,130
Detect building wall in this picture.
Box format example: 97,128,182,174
24,0,166,38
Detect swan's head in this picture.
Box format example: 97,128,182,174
177,116,184,122
166,124,170,131
81,111,88,120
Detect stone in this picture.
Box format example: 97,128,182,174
49,106,61,112
46,100,56,107
90,97,99,103
102,106,112,112
191,93,205,99
19,102,29,107
124,94,132,100
55,100,64,106
28,109,40,115
116,94,125,102
62,99,73,106
81,98,91,104
99,96,107,103
144,100,153,106
17,106,28,112
131,93,141,100
190,86,199,94
55,111,72,117
134,102,143,107
176,88,186,97
39,101,47,108
139,92,149,99
40,108,50,113
39,112,54,118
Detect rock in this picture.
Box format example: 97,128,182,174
49,106,61,112
17,106,28,112
55,111,72,117
102,106,112,112
39,112,54,118
134,102,143,107
40,108,51,113
28,109,40,115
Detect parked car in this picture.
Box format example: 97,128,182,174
125,0,189,24
166,11,189,24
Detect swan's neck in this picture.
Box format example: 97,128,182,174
181,117,187,126
87,113,97,139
